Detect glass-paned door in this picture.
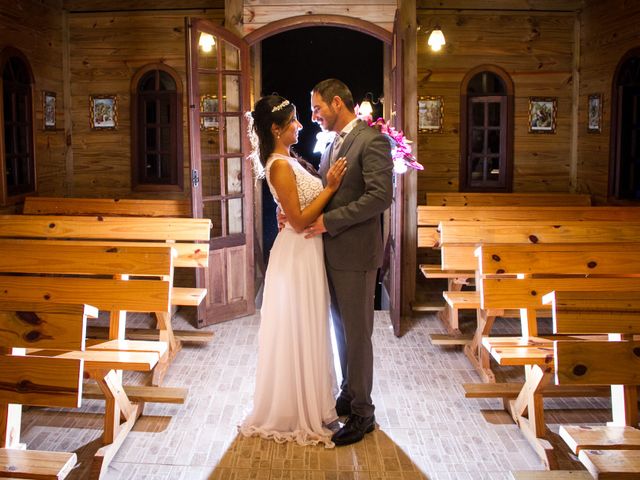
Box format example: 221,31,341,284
188,19,254,325
467,96,507,189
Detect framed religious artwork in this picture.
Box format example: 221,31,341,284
200,94,219,131
43,91,56,130
418,96,443,133
89,94,118,130
528,97,557,134
587,93,602,133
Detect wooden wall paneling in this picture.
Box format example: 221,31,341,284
242,1,396,33
67,10,224,198
416,10,576,198
63,1,225,12
569,15,580,192
576,0,640,203
0,0,65,212
417,0,583,11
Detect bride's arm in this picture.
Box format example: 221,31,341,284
269,158,346,234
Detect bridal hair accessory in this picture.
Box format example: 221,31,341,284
271,100,290,112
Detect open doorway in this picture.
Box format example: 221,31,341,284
610,48,640,201
259,27,384,268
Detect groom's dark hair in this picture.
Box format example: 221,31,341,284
312,78,355,113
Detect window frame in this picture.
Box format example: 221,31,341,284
460,65,514,192
130,63,184,192
0,46,36,206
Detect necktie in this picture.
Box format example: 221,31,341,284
330,132,346,165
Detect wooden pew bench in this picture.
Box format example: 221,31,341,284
0,213,211,385
416,207,640,339
482,290,640,471
23,197,212,381
552,291,640,479
560,428,640,479
0,302,94,479
434,221,640,378
0,300,177,479
0,241,187,479
468,243,640,468
23,196,192,217
425,192,592,207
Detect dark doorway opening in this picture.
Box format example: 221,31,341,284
610,49,640,201
260,26,384,266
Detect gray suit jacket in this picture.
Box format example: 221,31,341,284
318,120,393,271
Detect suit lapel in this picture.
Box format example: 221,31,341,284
319,141,331,181
320,120,367,180
337,120,366,158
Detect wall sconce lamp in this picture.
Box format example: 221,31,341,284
428,26,446,52
358,92,383,119
199,33,215,53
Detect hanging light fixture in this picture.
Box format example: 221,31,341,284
428,26,446,52
359,95,374,118
199,33,215,53
357,92,383,119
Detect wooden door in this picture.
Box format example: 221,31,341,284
187,18,255,326
466,96,508,190
387,11,404,337
617,86,640,199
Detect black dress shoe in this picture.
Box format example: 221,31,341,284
335,397,351,417
331,414,375,446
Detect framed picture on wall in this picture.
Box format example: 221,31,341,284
528,97,557,134
587,93,602,133
200,94,219,131
43,91,56,130
418,96,443,133
89,94,118,130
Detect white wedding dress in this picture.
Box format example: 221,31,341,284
239,153,338,447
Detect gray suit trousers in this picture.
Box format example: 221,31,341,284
326,265,377,418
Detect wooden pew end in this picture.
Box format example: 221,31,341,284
0,448,77,480
509,471,592,479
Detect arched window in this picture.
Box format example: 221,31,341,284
0,47,35,205
610,48,640,200
131,64,183,190
460,66,514,191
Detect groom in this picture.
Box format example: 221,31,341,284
305,78,393,446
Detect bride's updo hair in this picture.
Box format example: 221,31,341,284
247,95,295,177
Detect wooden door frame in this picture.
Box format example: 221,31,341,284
187,18,255,326
459,64,514,192
240,11,417,326
608,47,640,200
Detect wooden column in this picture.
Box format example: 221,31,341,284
399,0,417,319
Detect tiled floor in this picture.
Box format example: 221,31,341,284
21,308,606,479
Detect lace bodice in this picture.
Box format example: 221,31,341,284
265,154,323,210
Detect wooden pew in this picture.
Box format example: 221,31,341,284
518,291,640,477
416,206,640,340
471,244,640,468
0,213,211,385
0,302,93,479
426,192,592,207
22,198,211,380
0,241,187,479
418,206,640,249
434,221,640,379
23,196,191,217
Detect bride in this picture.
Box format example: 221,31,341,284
239,95,347,447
